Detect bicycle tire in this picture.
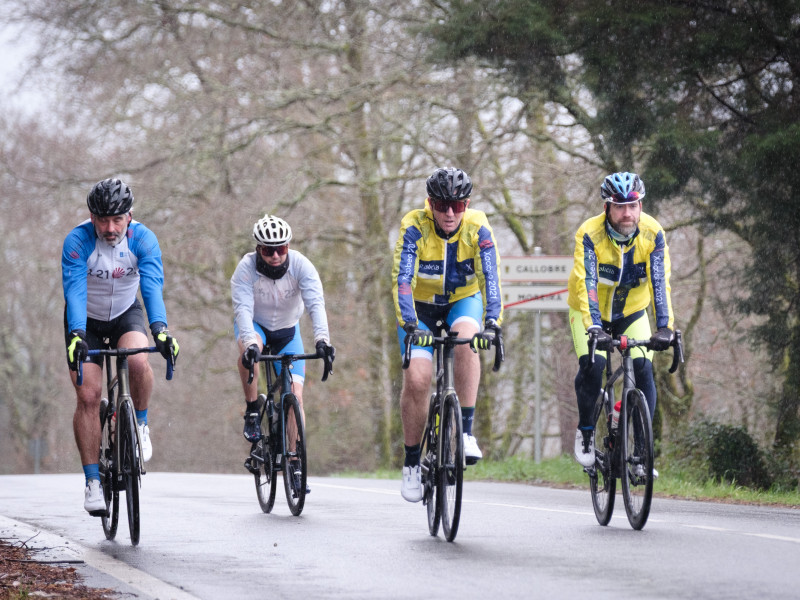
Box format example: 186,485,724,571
621,388,654,530
439,394,463,542
119,400,141,545
590,389,616,526
99,399,119,540
281,394,307,516
421,394,440,537
253,402,277,513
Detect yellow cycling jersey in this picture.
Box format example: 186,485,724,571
392,203,503,328
567,212,673,331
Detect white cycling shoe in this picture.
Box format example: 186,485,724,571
633,464,659,479
463,434,483,464
138,423,152,462
84,479,105,514
401,465,423,502
574,428,595,467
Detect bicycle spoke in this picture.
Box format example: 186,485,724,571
281,394,306,516
590,391,616,526
253,397,277,513
440,395,463,542
621,390,653,530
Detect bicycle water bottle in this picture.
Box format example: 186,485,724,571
611,400,621,430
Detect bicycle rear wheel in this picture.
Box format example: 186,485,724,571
590,390,616,526
119,400,141,545
253,402,277,513
439,394,464,542
281,394,306,516
421,394,440,537
99,399,119,540
621,389,654,530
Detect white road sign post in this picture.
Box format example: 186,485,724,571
501,252,571,462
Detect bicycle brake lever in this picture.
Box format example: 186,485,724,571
492,333,504,372
588,335,597,365
402,334,412,370
668,330,684,373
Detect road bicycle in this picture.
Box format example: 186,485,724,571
586,330,683,530
77,343,174,546
244,349,332,516
402,323,503,542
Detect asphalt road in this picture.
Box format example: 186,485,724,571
1,473,799,599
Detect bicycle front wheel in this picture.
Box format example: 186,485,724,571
439,394,463,542
253,403,277,513
421,394,440,537
99,399,119,540
119,400,141,545
590,390,616,526
281,394,307,516
621,388,654,530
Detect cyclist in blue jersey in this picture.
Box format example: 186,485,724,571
567,172,674,475
231,214,335,494
392,167,504,502
62,179,179,515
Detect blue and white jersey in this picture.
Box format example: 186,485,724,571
62,219,167,333
230,249,330,349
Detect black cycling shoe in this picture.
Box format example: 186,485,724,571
243,412,262,442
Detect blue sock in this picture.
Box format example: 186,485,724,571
461,406,475,436
83,464,100,484
135,409,148,426
404,444,421,467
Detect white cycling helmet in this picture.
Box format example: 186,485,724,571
253,214,292,245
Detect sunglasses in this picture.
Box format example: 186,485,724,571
258,244,288,257
429,198,467,214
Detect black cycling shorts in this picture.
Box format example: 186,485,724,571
63,299,148,366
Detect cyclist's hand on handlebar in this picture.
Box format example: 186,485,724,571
152,322,179,362
588,326,613,352
470,319,500,353
649,327,674,351
155,331,179,362
315,340,335,380
241,343,260,370
66,330,88,371
403,320,433,347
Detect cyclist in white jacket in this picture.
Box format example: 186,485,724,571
231,215,335,472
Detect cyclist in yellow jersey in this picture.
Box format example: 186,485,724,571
567,172,674,473
392,167,504,502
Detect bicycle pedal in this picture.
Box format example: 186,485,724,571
243,458,259,475
465,456,479,466
88,509,109,518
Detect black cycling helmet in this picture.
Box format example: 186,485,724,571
426,167,473,202
600,172,645,204
86,178,134,216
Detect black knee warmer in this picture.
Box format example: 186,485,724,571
575,355,606,429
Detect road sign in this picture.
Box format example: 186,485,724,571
500,255,572,283
502,285,569,311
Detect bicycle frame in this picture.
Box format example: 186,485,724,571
402,321,502,542
79,347,174,474
77,343,173,544
262,354,309,463
245,349,331,516
587,330,683,529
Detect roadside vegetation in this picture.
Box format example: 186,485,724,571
343,452,800,509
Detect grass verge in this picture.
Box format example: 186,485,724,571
335,454,800,508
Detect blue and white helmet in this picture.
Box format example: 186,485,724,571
600,172,645,204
